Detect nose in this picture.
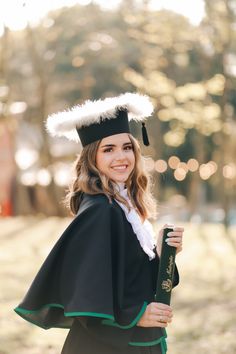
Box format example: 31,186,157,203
114,149,126,161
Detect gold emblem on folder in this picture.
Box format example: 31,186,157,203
161,279,172,292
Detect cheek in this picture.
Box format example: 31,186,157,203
96,153,112,173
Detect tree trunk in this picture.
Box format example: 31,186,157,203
26,25,64,216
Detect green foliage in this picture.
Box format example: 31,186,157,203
1,0,236,213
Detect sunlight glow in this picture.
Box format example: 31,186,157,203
149,0,205,25
0,0,205,34
0,0,83,32
15,148,39,170
37,168,52,186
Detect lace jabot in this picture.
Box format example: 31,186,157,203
114,183,156,260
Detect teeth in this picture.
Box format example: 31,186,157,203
112,166,127,170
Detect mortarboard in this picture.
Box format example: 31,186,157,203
46,92,153,147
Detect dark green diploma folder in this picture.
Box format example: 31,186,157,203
155,228,176,305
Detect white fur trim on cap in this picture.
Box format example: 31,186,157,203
46,92,153,142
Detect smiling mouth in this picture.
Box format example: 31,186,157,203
111,165,128,171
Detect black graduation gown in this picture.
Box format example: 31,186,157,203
14,193,179,353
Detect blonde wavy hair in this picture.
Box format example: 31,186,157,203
65,134,157,219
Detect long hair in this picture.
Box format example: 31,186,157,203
64,134,157,219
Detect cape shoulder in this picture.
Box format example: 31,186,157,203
75,192,124,224
78,192,115,213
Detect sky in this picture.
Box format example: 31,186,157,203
0,0,205,33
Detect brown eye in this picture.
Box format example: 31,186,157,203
124,145,133,150
103,148,113,153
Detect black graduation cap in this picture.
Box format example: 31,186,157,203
46,92,153,147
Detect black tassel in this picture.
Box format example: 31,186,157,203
141,122,150,146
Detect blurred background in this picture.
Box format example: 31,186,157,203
0,0,236,353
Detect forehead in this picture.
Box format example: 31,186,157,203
99,133,131,146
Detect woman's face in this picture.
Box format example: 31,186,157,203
96,133,135,183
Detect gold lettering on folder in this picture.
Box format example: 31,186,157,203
166,255,174,276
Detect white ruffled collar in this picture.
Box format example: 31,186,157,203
113,183,156,260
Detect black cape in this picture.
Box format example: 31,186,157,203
15,193,179,349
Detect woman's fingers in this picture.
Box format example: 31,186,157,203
164,227,184,253
137,302,173,328
166,240,182,246
149,310,173,319
167,229,184,238
149,313,173,323
161,226,184,244
156,225,183,256
166,236,182,242
149,303,173,318
151,302,172,312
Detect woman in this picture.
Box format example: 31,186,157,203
15,93,184,354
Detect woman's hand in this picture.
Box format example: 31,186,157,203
156,224,184,257
137,302,173,328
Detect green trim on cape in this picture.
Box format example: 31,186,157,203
101,301,147,329
161,337,168,353
14,303,114,330
129,328,167,353
14,302,148,330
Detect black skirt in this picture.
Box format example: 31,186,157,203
61,320,163,354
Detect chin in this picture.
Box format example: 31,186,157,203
113,178,126,183
112,175,128,183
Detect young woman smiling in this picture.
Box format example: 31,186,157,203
15,93,184,354
96,134,135,184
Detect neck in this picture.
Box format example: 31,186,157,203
112,181,126,192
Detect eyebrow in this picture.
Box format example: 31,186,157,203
100,142,132,148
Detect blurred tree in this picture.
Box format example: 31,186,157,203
121,0,236,226
25,25,64,215
202,0,236,229
2,0,235,222
121,4,211,208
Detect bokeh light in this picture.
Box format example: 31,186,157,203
174,167,187,181
164,130,186,147
72,57,85,68
207,160,218,175
53,163,72,186
199,164,212,180
223,164,236,179
20,171,37,186
9,102,27,115
155,159,168,173
187,158,199,172
144,157,155,172
15,148,39,170
177,162,188,172
168,156,180,169
36,169,52,186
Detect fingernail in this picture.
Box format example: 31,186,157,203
165,238,170,243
